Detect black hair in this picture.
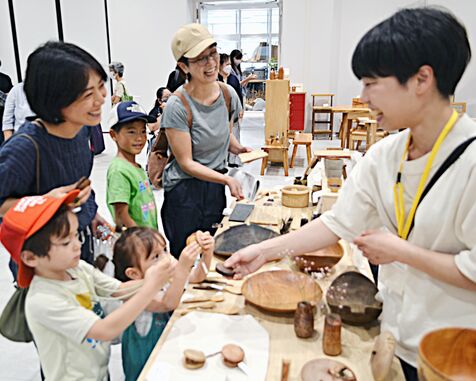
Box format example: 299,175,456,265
22,206,72,258
230,49,243,77
113,227,167,282
351,7,471,98
24,41,108,124
154,87,167,108
219,53,230,66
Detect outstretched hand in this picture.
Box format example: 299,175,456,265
224,244,266,280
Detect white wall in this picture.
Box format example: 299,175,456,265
0,0,17,82
1,0,194,126
281,0,476,132
108,0,193,113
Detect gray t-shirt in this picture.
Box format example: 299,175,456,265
160,84,242,191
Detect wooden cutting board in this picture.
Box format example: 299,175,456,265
239,150,268,163
249,205,281,225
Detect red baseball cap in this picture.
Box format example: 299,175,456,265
0,190,80,288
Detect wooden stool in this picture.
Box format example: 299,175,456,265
261,144,289,176
290,132,312,168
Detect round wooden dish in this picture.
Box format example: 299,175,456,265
281,185,310,208
301,358,357,381
418,328,476,381
294,242,344,272
241,270,322,313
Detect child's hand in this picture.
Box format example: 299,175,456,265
144,255,174,290
196,231,214,259
178,242,201,273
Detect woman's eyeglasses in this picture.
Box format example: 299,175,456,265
189,50,219,66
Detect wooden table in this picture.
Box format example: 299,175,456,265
138,191,405,381
331,105,371,148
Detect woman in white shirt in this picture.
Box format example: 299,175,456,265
225,7,476,381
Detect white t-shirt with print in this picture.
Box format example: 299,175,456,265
321,114,476,366
25,260,121,381
113,80,126,98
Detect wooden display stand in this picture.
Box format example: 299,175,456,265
262,79,290,176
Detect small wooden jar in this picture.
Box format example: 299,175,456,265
294,301,314,338
323,313,342,356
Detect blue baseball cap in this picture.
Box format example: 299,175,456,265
108,101,157,129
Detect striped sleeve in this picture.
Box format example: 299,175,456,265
0,136,38,205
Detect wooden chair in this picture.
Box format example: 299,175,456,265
349,117,388,151
289,132,312,168
451,102,466,115
311,93,334,139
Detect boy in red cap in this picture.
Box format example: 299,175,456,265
0,191,174,381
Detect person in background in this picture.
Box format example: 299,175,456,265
229,49,256,98
147,87,171,152
112,227,213,381
2,82,34,140
0,191,174,381
218,53,243,106
0,60,13,144
219,53,243,167
160,23,251,258
166,64,186,93
0,41,109,268
109,61,129,105
107,101,158,230
225,8,476,381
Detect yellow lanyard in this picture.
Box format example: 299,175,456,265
393,110,458,240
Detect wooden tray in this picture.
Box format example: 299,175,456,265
239,150,268,163
294,242,344,272
418,328,476,381
301,358,357,381
214,224,279,257
241,270,322,313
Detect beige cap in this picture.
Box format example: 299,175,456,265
171,23,216,61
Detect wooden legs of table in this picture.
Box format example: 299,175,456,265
290,143,312,168
261,146,289,176
260,155,268,175
282,149,289,176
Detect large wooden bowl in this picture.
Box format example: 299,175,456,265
326,271,382,325
294,242,344,272
242,270,323,313
418,328,476,381
301,358,357,381
214,224,279,257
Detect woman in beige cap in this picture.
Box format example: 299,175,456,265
160,23,250,258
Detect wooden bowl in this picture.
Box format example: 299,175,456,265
241,270,322,313
281,185,310,208
214,224,279,257
294,242,344,272
326,271,382,325
301,358,357,381
418,328,476,381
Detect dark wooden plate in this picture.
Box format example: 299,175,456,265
214,224,279,257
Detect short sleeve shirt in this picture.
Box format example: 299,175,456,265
160,84,242,191
107,157,158,229
25,261,121,381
